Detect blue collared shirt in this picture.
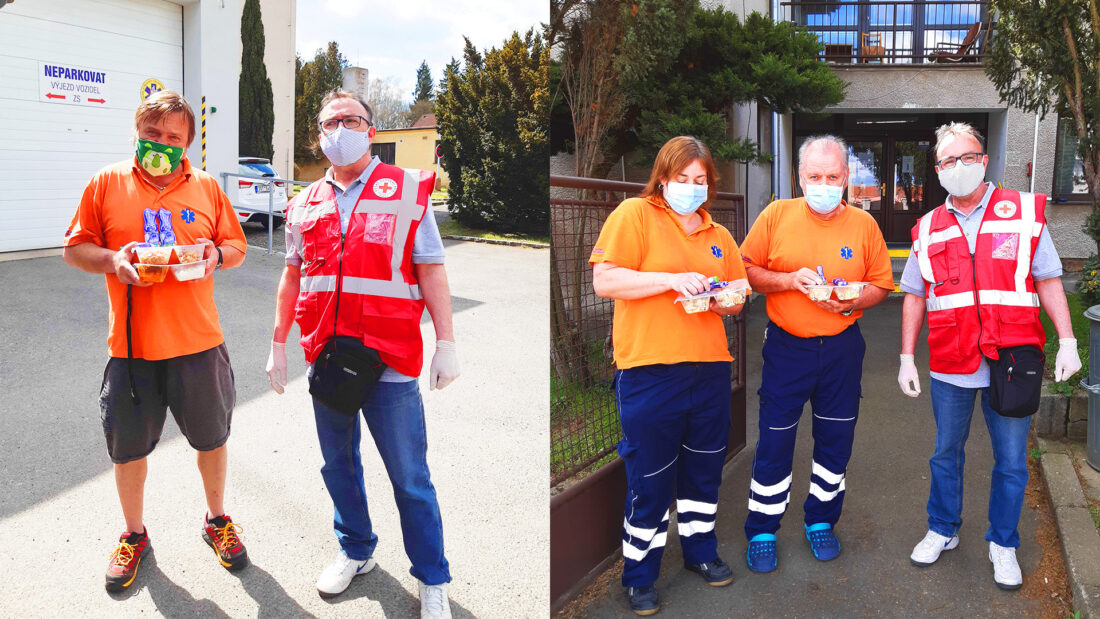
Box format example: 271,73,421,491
899,184,1062,388
287,158,447,382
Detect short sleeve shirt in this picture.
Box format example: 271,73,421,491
739,198,893,338
286,158,445,267
590,197,749,369
899,185,1063,388
64,158,247,360
286,161,445,382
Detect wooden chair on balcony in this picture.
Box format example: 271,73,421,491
860,33,885,63
928,21,983,63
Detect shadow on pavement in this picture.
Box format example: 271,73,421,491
0,253,480,519
107,548,231,617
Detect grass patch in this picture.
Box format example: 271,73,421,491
1090,505,1100,531
1029,447,1046,462
438,219,549,245
430,189,449,202
1039,293,1090,396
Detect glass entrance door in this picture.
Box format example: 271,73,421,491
889,140,934,241
846,141,885,231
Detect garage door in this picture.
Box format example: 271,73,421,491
0,0,184,252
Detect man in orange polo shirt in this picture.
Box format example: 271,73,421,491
738,135,892,573
62,91,248,592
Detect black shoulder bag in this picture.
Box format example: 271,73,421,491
308,231,386,415
988,345,1045,418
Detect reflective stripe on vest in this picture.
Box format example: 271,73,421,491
925,291,974,311
301,274,337,293
350,168,425,300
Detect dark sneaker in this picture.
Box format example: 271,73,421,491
105,528,150,592
202,514,249,571
746,533,778,573
805,523,841,561
684,556,734,586
626,585,659,616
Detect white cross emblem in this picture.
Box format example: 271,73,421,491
992,200,1016,219
373,178,398,198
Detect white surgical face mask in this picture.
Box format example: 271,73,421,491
663,181,708,215
319,125,372,167
803,183,844,214
937,161,986,197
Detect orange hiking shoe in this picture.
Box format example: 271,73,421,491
105,528,149,592
202,514,249,571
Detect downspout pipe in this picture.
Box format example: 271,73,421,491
1030,112,1039,193
771,0,782,199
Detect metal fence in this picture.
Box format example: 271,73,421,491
220,172,311,254
549,175,747,486
779,1,993,64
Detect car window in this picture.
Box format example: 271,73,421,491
243,163,277,177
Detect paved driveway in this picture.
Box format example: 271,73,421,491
0,239,548,617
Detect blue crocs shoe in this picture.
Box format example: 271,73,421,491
805,523,841,561
746,534,777,573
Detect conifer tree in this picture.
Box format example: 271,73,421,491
239,0,274,160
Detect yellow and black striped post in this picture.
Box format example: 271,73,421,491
201,95,207,171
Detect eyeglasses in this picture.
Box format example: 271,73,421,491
318,115,372,134
936,152,984,170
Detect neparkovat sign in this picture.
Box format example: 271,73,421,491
39,61,111,107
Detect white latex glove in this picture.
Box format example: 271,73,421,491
898,353,921,397
430,340,460,390
266,340,287,394
1055,338,1083,382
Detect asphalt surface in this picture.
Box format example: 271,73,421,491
0,235,548,617
579,295,1046,617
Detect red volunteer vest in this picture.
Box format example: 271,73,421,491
911,187,1046,374
289,162,435,377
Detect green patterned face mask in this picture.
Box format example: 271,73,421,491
135,139,184,176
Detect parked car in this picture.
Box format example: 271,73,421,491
236,157,287,229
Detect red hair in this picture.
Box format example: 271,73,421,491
641,136,719,208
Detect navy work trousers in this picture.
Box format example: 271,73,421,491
744,322,865,540
616,361,732,587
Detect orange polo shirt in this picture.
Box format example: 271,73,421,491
739,197,892,338
64,157,247,360
590,196,749,369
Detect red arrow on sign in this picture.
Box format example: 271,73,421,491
45,93,65,99
88,98,105,104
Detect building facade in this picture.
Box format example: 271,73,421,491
0,0,295,253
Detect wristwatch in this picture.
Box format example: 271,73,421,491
214,246,224,269
841,306,855,316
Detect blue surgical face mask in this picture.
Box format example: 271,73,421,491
663,181,708,215
803,183,844,214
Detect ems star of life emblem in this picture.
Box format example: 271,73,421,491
373,178,398,198
993,200,1016,218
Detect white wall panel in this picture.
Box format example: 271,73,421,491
0,0,183,252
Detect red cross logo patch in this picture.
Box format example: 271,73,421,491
373,178,398,198
993,200,1016,219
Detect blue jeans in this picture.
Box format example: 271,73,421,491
312,379,451,585
927,378,1031,548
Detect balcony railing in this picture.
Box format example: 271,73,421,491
779,1,993,65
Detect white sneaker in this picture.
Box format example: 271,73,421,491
989,541,1023,590
316,552,376,598
419,581,452,619
910,530,959,566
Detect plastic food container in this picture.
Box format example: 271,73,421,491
806,284,833,301
135,263,169,283
834,282,866,301
676,283,751,313
679,296,710,313
174,244,204,264
714,287,748,308
134,244,173,265
170,259,208,282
